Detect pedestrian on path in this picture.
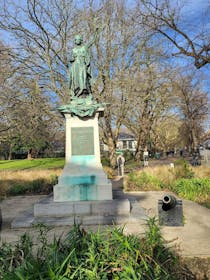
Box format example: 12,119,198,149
117,154,125,177
143,147,149,167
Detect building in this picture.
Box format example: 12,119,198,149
101,132,136,153
116,133,136,153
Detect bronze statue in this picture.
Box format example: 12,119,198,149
59,28,106,117
69,34,93,98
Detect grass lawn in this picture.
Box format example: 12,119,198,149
0,158,65,171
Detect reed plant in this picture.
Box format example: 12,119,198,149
0,219,191,280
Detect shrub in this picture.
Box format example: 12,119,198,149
123,149,134,161
7,178,53,196
125,171,163,191
173,159,194,179
171,178,210,202
103,166,114,179
101,157,110,166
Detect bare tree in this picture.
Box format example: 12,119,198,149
136,0,210,68
152,114,182,154
173,73,209,152
124,61,172,160
79,0,147,166
0,41,21,136
0,0,145,166
0,0,80,103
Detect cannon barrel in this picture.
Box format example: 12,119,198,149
162,194,177,210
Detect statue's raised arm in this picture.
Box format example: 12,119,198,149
86,27,99,49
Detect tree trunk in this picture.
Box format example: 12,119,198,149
107,136,117,168
8,144,12,160
27,149,32,160
134,134,142,161
191,126,198,152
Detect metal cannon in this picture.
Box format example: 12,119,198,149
162,194,177,211
158,194,183,226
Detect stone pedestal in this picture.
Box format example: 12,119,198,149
11,104,137,228
54,108,112,202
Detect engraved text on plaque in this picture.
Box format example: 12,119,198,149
71,127,94,155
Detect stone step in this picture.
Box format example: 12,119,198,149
11,197,148,228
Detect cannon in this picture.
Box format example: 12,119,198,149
158,194,183,226
162,194,177,211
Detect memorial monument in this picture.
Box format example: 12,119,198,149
11,33,145,228
54,33,113,202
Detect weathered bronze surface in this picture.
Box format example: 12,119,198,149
58,30,108,118
58,97,105,117
71,127,94,155
69,34,93,98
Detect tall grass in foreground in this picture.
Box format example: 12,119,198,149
0,219,193,280
0,169,62,198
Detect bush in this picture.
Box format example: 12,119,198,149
171,178,210,202
101,157,110,166
0,220,189,280
123,149,134,161
103,166,114,179
125,171,163,191
7,175,57,196
173,159,194,179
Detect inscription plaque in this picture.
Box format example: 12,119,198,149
71,127,94,155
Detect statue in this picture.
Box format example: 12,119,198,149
69,34,94,99
58,28,107,117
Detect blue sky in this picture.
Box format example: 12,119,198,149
172,0,210,93
0,0,209,96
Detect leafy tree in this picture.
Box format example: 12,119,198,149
0,77,59,159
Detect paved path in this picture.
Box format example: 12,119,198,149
113,177,210,257
1,178,210,258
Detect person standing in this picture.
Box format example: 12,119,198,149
117,154,125,176
143,147,149,167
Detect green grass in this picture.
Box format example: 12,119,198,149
171,178,210,203
124,163,210,209
0,158,65,171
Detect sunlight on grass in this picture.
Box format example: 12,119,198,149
0,158,65,170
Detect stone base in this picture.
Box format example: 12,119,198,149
158,199,183,226
11,194,148,228
54,160,112,202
